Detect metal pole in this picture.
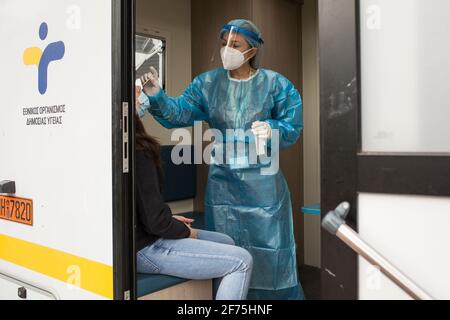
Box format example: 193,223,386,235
322,202,434,300
336,224,433,300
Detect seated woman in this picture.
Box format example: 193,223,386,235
135,113,253,300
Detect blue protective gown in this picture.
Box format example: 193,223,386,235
141,68,305,300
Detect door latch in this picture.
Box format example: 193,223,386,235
122,102,129,173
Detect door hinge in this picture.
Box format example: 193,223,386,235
0,180,15,194
122,102,129,173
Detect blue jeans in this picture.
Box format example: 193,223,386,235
137,230,253,300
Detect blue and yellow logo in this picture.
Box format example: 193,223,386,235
23,22,65,95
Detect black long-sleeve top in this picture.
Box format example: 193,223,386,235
135,150,191,251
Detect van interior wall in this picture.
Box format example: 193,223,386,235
136,0,194,214
302,0,321,268
191,0,305,266
135,0,321,269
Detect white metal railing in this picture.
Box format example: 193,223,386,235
322,202,434,300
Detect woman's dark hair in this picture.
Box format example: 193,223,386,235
135,114,162,169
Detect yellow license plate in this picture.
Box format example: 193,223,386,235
0,195,33,226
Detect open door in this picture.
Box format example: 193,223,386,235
320,0,450,300
0,0,135,300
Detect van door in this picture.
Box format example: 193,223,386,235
0,0,135,300
319,0,450,300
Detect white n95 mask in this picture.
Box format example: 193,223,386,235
220,47,252,71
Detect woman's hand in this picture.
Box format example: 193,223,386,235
173,216,197,239
188,227,198,239
251,121,272,139
135,85,142,113
140,67,161,96
173,215,195,226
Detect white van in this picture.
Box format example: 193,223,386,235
0,0,134,300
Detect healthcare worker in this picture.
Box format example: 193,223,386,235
138,19,304,300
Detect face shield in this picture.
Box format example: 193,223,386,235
212,24,264,71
